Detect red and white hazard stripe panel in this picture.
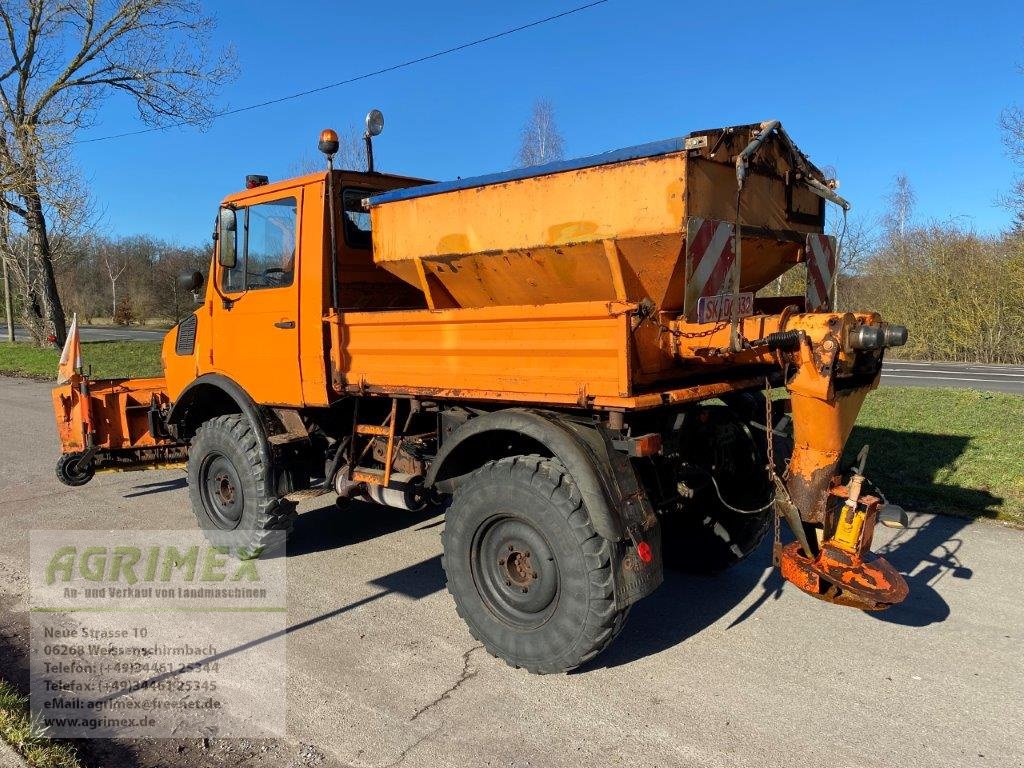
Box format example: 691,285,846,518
805,233,837,312
683,217,737,321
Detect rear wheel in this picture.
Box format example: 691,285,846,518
661,406,774,574
187,415,295,556
442,456,627,674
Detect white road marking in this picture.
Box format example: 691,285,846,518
885,361,1024,372
882,368,1024,378
880,373,1021,384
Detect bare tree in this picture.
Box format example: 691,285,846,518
516,99,565,168
99,241,127,321
0,0,234,345
830,213,877,310
1000,99,1024,234
0,164,94,342
883,174,916,240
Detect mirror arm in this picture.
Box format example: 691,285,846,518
364,133,374,174
209,241,237,310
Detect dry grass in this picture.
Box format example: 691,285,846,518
0,680,82,768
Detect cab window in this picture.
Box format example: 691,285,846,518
222,197,298,292
341,188,372,249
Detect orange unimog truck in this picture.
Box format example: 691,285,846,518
53,117,911,673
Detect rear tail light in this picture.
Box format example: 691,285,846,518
631,433,663,457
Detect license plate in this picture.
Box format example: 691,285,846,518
696,292,754,324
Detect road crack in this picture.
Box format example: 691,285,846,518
410,644,483,722
382,722,443,768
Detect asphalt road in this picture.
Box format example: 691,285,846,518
0,323,167,342
882,360,1024,394
0,376,1022,767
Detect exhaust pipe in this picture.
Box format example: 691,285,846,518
335,469,429,512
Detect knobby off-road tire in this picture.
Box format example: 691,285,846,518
187,415,295,556
442,455,628,674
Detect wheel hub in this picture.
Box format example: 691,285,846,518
473,515,559,629
201,454,244,529
215,473,236,504
501,549,536,589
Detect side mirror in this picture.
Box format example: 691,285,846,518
218,208,237,268
178,270,204,292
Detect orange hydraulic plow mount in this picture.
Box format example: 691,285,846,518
662,309,910,611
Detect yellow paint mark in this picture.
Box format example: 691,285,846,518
546,221,599,245
437,233,471,253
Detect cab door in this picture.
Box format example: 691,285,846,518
213,189,304,405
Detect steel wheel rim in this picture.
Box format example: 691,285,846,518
471,514,559,629
200,452,244,529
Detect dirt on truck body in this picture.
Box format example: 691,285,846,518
52,119,910,673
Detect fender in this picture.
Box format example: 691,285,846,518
427,408,663,608
166,373,272,474
428,408,644,544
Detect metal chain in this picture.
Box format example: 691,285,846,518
657,321,728,339
764,376,781,566
633,300,728,340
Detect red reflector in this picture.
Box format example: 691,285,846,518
636,541,653,564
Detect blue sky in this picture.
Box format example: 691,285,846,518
73,0,1024,244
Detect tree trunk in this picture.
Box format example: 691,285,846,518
23,190,66,346
0,214,15,342
2,257,13,342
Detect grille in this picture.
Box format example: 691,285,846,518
175,314,198,355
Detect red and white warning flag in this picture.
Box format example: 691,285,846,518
57,313,81,385
805,233,837,312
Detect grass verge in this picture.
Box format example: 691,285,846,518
0,340,162,379
845,386,1024,525
0,680,81,768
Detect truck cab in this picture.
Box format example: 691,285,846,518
163,169,431,409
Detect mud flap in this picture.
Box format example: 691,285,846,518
613,521,663,607
588,424,664,608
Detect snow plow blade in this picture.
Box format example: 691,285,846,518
52,375,186,485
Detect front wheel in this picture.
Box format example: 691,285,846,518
442,456,628,674
187,415,295,555
56,452,94,487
